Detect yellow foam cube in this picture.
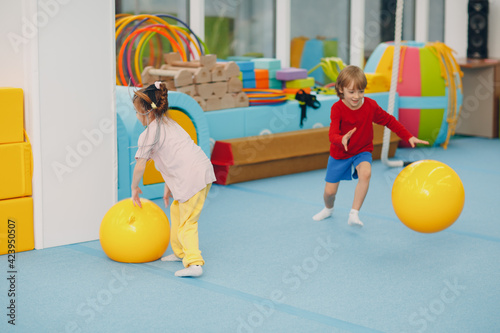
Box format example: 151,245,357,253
0,197,34,255
0,141,32,200
0,88,24,144
365,72,390,93
285,77,315,89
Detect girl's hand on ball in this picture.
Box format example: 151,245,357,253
132,187,143,208
163,185,172,207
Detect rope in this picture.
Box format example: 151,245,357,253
381,0,406,167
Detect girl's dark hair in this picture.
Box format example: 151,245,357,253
133,81,169,119
335,65,367,99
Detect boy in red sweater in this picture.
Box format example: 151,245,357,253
312,65,429,226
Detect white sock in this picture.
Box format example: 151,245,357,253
161,254,182,262
312,207,333,221
348,209,364,227
175,265,203,277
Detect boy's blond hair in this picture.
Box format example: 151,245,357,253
335,65,368,99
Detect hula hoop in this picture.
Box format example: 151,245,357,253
117,27,183,86
115,14,207,85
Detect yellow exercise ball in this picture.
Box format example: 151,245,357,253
99,198,170,263
392,160,465,233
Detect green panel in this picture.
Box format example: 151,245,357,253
419,108,445,146
323,39,338,57
419,48,446,97
205,16,233,59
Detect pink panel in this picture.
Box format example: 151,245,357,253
398,108,420,148
397,47,421,97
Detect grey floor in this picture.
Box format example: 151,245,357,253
1,136,499,333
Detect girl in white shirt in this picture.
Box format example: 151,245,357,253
131,81,216,277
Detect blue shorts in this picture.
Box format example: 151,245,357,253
325,152,372,183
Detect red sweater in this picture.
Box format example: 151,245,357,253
329,97,413,159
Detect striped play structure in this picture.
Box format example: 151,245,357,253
365,41,463,148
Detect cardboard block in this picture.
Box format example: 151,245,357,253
212,82,228,98
216,61,240,78
176,84,195,96
0,88,24,144
227,77,243,93
220,94,236,109
210,66,227,82
195,83,215,99
205,96,222,111
234,92,249,107
142,66,193,87
161,64,210,84
164,52,217,70
193,96,207,110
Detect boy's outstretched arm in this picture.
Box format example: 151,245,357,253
408,136,429,148
131,158,147,208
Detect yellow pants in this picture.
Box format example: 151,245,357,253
170,184,211,267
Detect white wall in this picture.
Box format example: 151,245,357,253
445,0,500,59
488,0,500,58
0,0,117,249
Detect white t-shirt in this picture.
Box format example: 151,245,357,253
135,117,216,203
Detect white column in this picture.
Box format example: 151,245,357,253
21,0,44,249
275,0,291,68
415,0,429,43
444,0,468,58
350,0,365,67
189,0,205,43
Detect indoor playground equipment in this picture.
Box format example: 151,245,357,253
392,160,465,233
365,40,463,150
115,14,249,112
115,13,207,87
0,87,34,255
99,198,170,263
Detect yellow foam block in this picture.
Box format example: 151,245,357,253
0,141,33,200
0,197,34,255
143,110,198,185
0,88,24,144
365,72,390,93
285,77,315,89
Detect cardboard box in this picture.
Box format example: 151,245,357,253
211,125,400,185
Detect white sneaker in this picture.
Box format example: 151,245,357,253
161,254,182,262
175,265,203,277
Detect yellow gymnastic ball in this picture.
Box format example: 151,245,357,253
100,198,170,262
392,160,465,233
